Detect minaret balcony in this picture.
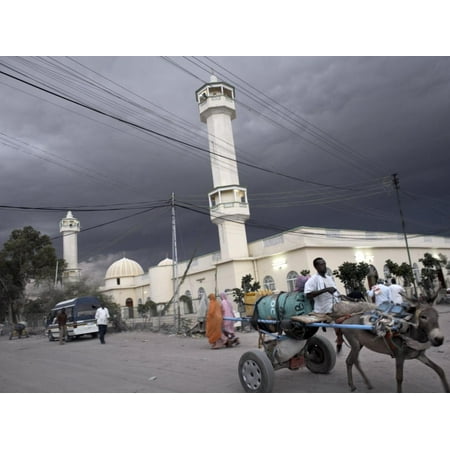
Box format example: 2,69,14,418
196,79,236,122
208,185,250,222
59,219,80,233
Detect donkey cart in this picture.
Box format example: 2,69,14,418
235,292,372,393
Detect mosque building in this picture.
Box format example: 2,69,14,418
60,76,450,318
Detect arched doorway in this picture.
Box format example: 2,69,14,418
367,265,378,289
126,298,134,319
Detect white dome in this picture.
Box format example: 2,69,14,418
105,257,144,279
157,257,173,267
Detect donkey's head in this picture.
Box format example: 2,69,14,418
404,293,444,346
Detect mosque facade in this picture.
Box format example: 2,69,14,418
61,76,450,317
97,227,450,318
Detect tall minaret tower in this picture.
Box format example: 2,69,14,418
59,211,81,282
196,75,250,260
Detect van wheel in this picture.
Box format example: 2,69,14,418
48,332,54,341
91,332,98,338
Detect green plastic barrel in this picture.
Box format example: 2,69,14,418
251,292,317,339
255,291,314,321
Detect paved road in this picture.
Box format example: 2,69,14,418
1,304,450,393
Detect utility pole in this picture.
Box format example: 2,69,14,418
54,260,59,288
392,173,417,296
171,192,180,331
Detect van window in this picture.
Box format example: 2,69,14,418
76,306,96,321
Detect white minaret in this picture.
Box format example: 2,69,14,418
59,211,81,282
196,75,250,260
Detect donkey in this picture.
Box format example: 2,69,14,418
339,294,449,393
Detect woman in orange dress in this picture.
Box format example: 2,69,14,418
206,293,228,349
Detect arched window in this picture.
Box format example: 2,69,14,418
286,271,299,292
180,295,194,314
263,275,276,291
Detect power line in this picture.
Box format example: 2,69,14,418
0,62,378,192
182,56,384,177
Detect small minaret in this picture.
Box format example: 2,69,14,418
59,211,81,282
196,75,250,260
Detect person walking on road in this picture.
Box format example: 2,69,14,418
197,292,208,334
95,303,110,344
206,293,228,349
57,308,67,345
220,292,239,347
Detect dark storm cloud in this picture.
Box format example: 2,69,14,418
1,56,449,281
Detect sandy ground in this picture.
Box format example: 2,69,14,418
1,304,450,394
2,305,449,450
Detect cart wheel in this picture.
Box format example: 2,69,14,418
238,350,275,393
48,331,54,341
305,335,336,374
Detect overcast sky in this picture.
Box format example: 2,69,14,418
1,1,450,283
0,55,449,281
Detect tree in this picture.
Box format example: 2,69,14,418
419,252,445,292
32,277,111,315
396,263,414,287
137,299,157,317
333,262,370,293
385,259,399,277
0,226,64,322
385,259,414,287
232,274,260,306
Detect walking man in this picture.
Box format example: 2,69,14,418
57,308,67,345
95,303,110,344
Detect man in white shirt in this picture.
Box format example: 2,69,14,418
304,257,342,352
368,279,391,306
304,257,340,314
95,303,110,344
389,278,405,304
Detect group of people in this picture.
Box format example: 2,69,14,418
198,292,240,349
56,303,110,345
368,278,405,305
297,258,406,310
295,257,407,352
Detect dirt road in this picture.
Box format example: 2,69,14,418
1,304,450,393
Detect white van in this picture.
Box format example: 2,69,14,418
46,296,101,342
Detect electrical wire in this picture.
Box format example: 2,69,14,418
0,58,386,193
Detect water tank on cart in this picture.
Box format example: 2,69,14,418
251,291,318,340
